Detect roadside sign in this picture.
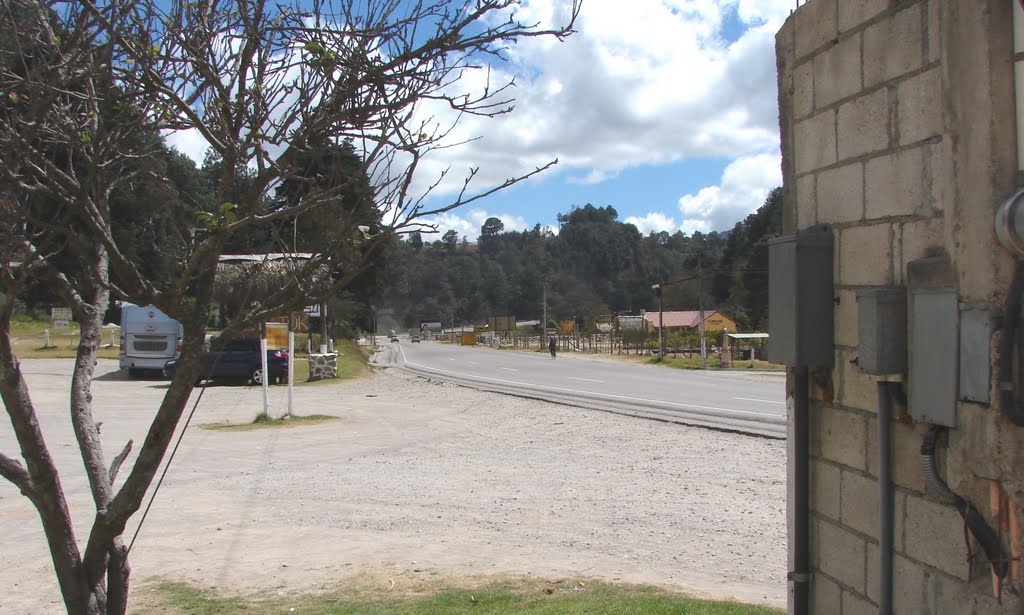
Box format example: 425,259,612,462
303,305,321,317
51,307,72,330
265,322,289,350
290,312,309,332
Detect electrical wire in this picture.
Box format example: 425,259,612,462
126,379,209,555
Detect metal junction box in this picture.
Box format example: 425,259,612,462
857,287,907,375
909,288,959,427
766,226,834,367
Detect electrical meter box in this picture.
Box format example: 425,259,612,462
857,287,907,375
766,225,834,367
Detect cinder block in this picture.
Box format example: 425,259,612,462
818,518,867,593
866,541,879,603
795,111,838,174
843,590,877,615
838,348,878,411
925,570,969,614
817,163,864,224
795,0,838,59
896,220,944,286
839,224,892,286
835,289,858,348
867,419,927,493
903,495,971,580
818,405,868,470
863,4,925,87
948,404,1005,483
927,139,952,214
899,68,943,145
795,60,814,118
865,146,926,219
891,554,927,614
813,459,842,521
841,469,879,537
837,89,891,162
839,0,889,33
797,173,817,229
814,34,863,108
812,572,842,615
926,0,940,64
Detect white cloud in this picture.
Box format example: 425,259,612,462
677,152,781,234
163,129,210,164
624,212,680,235
407,0,795,200
418,209,530,242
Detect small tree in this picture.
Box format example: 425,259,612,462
0,1,579,613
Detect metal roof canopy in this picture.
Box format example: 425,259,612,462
219,253,313,262
727,333,769,339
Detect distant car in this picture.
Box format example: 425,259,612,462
163,337,288,385
411,335,421,343
390,336,399,343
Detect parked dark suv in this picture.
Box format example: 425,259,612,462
163,337,288,385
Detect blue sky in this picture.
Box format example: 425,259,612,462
164,0,796,241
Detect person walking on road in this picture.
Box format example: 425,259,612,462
549,334,557,359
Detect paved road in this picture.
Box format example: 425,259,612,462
377,338,787,438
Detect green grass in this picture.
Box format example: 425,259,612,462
286,338,371,385
200,413,341,431
8,316,120,359
137,578,784,615
649,355,784,371
649,355,723,369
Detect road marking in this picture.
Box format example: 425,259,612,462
501,367,519,372
401,359,780,419
733,397,785,404
468,361,480,365
568,377,604,383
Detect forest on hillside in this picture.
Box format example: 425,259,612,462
375,188,783,334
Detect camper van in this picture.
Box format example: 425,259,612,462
119,304,183,377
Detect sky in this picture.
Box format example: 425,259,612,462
165,0,797,242
409,0,796,241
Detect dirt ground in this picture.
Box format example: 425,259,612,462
0,358,786,613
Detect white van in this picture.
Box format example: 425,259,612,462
119,304,183,377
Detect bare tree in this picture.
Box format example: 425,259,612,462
0,1,579,613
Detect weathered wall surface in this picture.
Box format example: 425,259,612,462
777,1,1024,612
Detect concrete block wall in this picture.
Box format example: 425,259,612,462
777,1,1024,613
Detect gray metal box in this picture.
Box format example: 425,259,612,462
959,308,992,404
909,289,958,426
857,287,907,375
766,226,834,367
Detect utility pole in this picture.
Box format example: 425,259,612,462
542,284,548,350
698,261,706,368
651,283,664,358
651,273,699,361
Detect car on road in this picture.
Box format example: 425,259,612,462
390,336,399,342
163,337,288,385
411,335,421,343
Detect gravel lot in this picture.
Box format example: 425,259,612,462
0,357,786,613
